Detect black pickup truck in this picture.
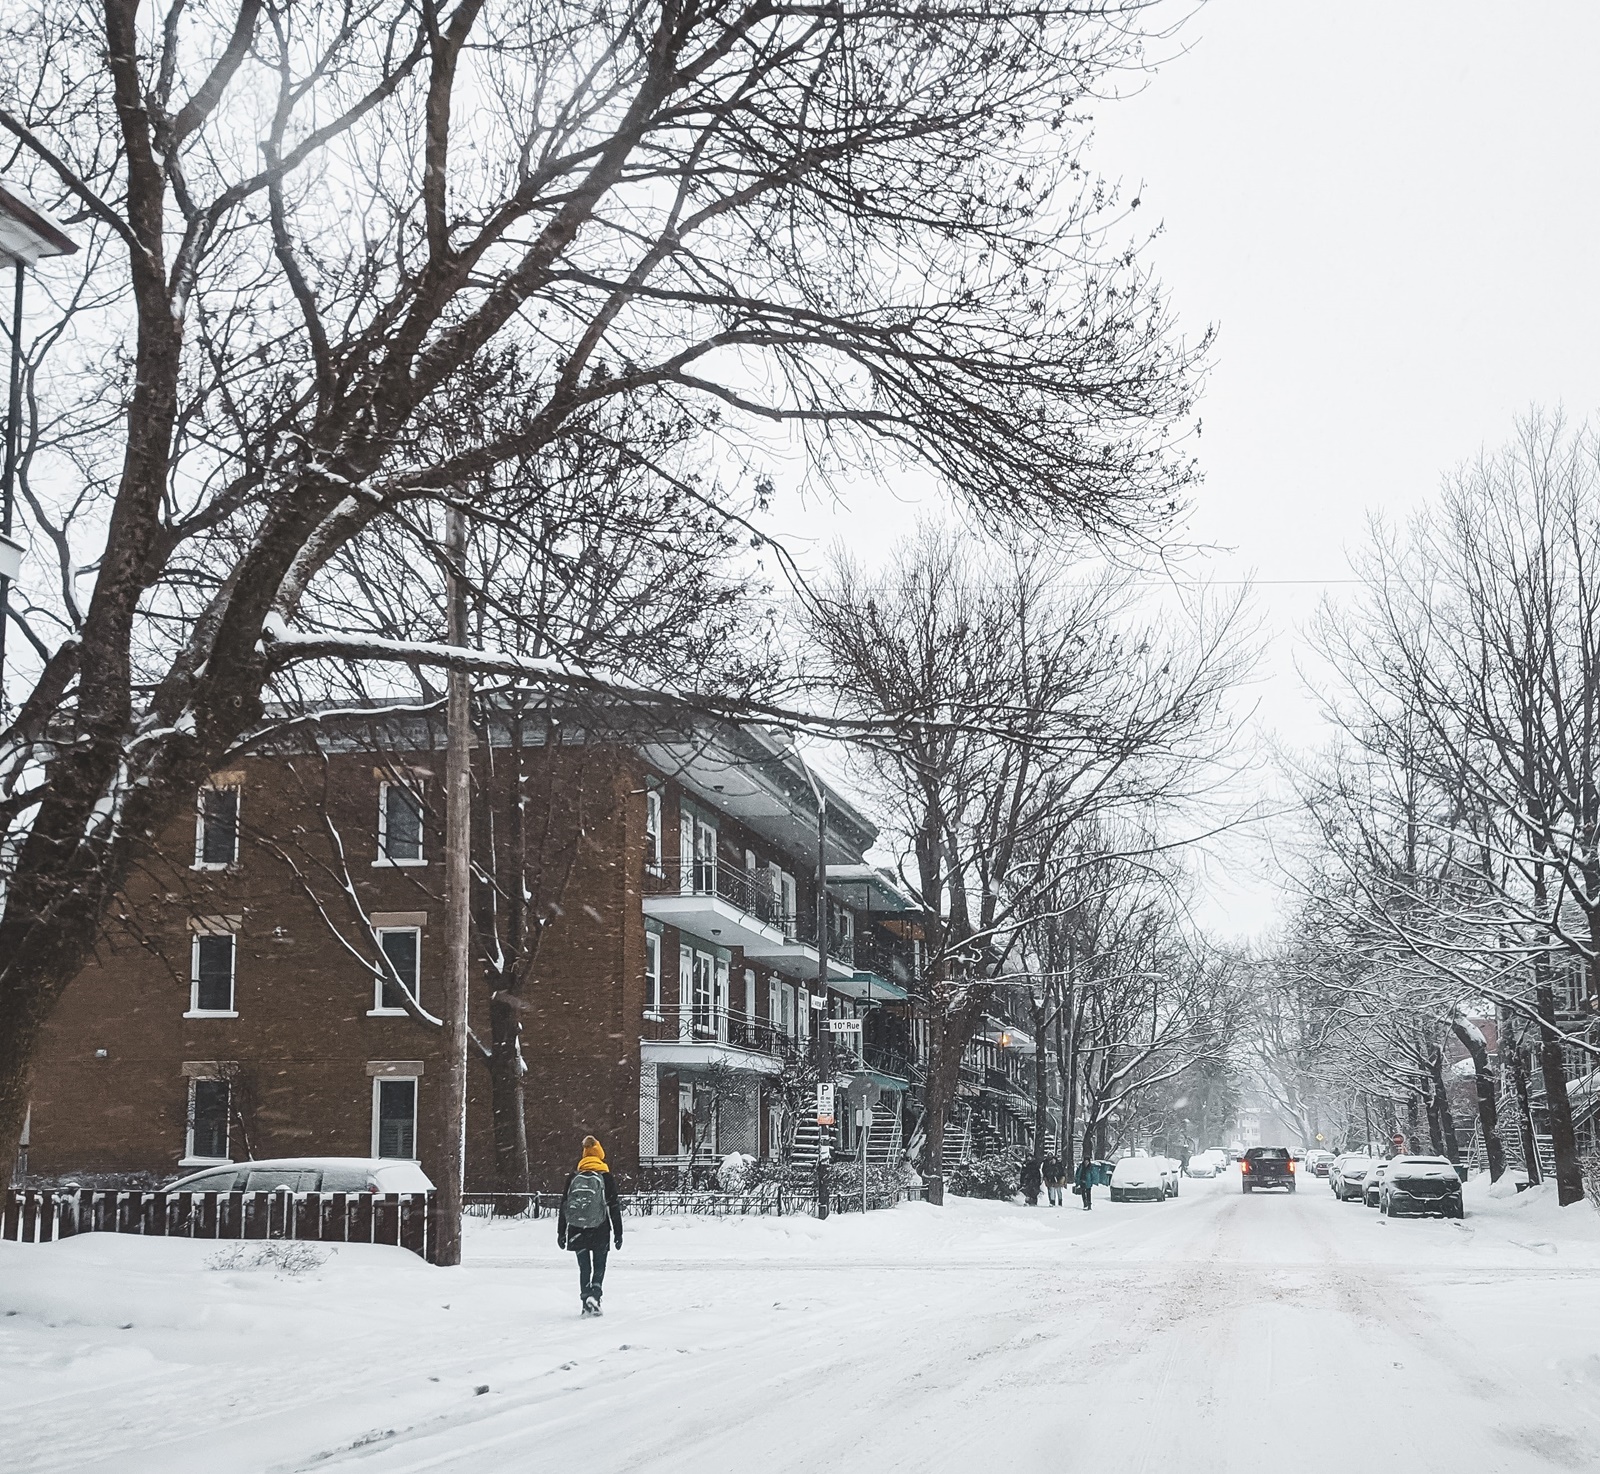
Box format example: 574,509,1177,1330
1241,1146,1296,1193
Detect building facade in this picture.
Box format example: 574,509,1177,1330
18,710,946,1192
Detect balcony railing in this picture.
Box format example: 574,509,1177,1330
641,1005,803,1057
644,857,786,925
854,932,921,989
643,858,855,967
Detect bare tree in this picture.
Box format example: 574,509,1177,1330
0,0,1211,1179
1302,412,1600,1202
807,531,1249,1200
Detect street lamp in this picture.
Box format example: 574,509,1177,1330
0,182,77,700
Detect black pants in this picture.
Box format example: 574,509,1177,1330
576,1244,609,1303
1080,1183,1093,1209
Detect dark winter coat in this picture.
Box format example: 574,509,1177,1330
557,1169,624,1254
1020,1159,1043,1195
1042,1156,1064,1185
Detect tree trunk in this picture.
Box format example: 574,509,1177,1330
1534,977,1585,1204
1507,1027,1542,1184
1406,1094,1422,1155
1428,1048,1460,1163
1450,1018,1505,1180
1424,1088,1443,1156
923,1012,949,1206
488,992,531,1210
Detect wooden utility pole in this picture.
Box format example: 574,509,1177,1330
434,505,472,1266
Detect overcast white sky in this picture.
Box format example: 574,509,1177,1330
773,3,1600,941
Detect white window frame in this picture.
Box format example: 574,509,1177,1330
644,931,663,1019
183,1076,231,1166
780,870,798,928
678,943,694,1039
186,929,238,1018
369,926,422,1016
645,788,664,876
693,951,716,1034
193,784,240,870
371,1075,420,1159
375,779,427,867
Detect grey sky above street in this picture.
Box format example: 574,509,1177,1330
779,3,1600,940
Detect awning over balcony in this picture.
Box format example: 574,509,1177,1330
984,1015,1036,1054
640,1038,784,1077
742,932,856,981
641,890,788,955
825,865,917,913
829,970,910,1003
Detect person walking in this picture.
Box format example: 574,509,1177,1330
557,1135,624,1316
1043,1153,1064,1206
1074,1157,1095,1210
1020,1156,1042,1206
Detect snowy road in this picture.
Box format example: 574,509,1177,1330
8,1171,1600,1472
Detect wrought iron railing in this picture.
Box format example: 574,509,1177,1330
643,858,855,967
640,1005,803,1056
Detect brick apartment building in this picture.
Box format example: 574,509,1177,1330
18,706,943,1192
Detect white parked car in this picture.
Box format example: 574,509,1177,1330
1363,1161,1390,1208
1186,1150,1223,1178
1110,1156,1170,1203
164,1157,436,1194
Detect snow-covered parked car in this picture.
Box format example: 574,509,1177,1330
1109,1156,1170,1203
1329,1154,1374,1200
1304,1150,1334,1178
1363,1161,1390,1208
163,1157,436,1194
1378,1156,1465,1219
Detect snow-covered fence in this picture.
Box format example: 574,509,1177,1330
2,1188,436,1261
464,1185,923,1220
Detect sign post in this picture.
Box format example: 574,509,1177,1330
843,1073,883,1214
815,1082,835,1221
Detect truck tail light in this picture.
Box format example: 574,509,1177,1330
1287,1160,1295,1172
1240,1160,1251,1173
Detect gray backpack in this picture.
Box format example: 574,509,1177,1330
565,1170,609,1230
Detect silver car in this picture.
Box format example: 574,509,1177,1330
1329,1153,1374,1201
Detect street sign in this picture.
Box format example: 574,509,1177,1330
816,1083,835,1125
825,1018,862,1035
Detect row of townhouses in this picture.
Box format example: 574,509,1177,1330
19,705,1045,1192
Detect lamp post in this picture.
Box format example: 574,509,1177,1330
0,183,76,705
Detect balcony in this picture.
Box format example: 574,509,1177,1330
640,1006,797,1076
643,859,855,980
838,932,918,1001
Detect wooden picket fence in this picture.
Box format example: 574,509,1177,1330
1,1187,436,1262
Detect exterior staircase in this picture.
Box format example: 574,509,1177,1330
787,1115,835,1167
863,1101,903,1169
1466,1121,1554,1179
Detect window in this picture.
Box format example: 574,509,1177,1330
187,1077,230,1162
780,870,798,928
645,789,663,875
372,1076,418,1158
189,932,236,1016
194,786,239,868
377,780,425,865
693,951,715,1033
372,927,421,1014
694,818,717,893
645,931,663,1018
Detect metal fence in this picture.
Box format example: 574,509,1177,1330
2,1187,436,1260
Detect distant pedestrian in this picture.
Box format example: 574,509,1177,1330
1074,1158,1094,1210
557,1135,624,1316
1020,1156,1042,1206
1043,1154,1065,1206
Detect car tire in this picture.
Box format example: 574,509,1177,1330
1243,1182,1253,1193
1288,1182,1296,1194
